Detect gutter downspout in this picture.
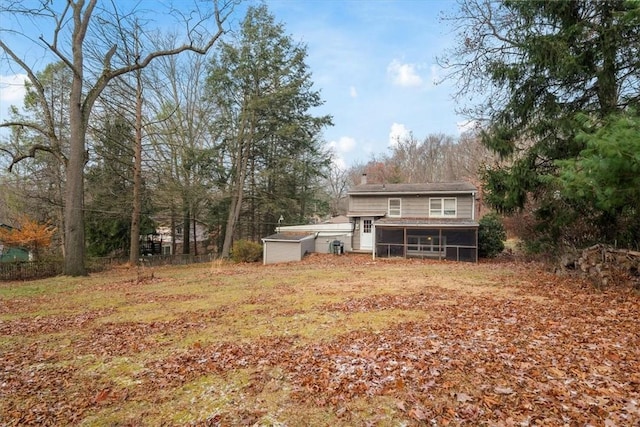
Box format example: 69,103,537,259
472,191,476,221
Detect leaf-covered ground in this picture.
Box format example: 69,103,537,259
1,254,638,426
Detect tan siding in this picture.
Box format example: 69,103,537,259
351,194,475,219
353,227,361,250
349,196,388,212
264,238,314,265
456,195,473,219
301,237,315,256
403,196,428,217
264,241,297,264
315,234,351,253
425,194,473,219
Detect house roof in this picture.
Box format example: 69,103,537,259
262,233,316,242
346,211,387,218
324,215,350,224
348,181,477,195
375,217,479,227
277,222,352,233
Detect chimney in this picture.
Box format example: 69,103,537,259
361,173,367,185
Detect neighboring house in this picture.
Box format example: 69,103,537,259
153,221,210,255
347,175,479,262
262,178,479,264
0,223,30,262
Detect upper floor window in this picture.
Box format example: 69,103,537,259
429,197,456,217
388,198,401,217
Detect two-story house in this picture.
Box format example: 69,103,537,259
347,175,479,262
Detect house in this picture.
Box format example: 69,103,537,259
261,177,479,264
152,221,210,255
0,223,30,262
347,175,479,262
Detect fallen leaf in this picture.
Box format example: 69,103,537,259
456,392,474,403
494,386,514,395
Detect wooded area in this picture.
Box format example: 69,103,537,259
440,0,640,255
0,1,492,275
1,0,639,275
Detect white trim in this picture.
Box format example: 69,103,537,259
429,197,457,218
388,197,401,217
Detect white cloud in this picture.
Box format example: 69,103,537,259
349,85,358,98
457,119,479,135
328,136,356,153
387,59,423,88
389,122,410,147
332,156,347,171
0,73,28,104
327,136,357,171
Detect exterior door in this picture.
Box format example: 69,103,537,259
360,217,373,250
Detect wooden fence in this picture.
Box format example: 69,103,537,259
0,253,216,281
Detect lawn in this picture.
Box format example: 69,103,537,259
1,254,638,426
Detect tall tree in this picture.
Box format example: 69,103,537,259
0,62,71,253
556,111,640,248
323,163,349,217
206,4,332,257
440,0,640,249
85,117,155,257
0,0,233,275
146,43,224,256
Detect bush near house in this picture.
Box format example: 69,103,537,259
479,213,507,258
231,239,263,263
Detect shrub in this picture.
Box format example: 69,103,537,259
479,213,507,258
231,240,263,263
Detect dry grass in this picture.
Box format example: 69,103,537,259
1,254,638,426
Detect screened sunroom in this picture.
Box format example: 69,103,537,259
374,218,478,262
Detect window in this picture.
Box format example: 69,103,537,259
363,219,372,233
429,198,456,217
388,198,401,217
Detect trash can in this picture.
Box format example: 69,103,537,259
331,240,343,255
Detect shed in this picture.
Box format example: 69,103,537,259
276,218,353,254
261,233,316,265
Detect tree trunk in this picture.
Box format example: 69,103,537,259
192,210,198,256
170,210,176,255
64,129,87,275
129,70,143,264
221,135,250,258
63,19,88,276
182,204,191,254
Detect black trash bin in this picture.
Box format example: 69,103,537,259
331,240,343,255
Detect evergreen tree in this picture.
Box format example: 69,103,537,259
85,118,155,257
205,4,332,256
442,0,640,251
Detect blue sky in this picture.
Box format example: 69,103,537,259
0,0,467,169
263,0,467,168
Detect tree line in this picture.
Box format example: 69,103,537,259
0,2,337,274
3,0,637,275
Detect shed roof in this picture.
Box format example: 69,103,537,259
262,233,315,242
348,181,476,195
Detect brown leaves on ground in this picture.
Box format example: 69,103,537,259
0,255,638,425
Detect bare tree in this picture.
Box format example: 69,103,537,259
0,0,235,275
324,163,349,216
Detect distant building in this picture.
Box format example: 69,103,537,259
0,223,30,262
